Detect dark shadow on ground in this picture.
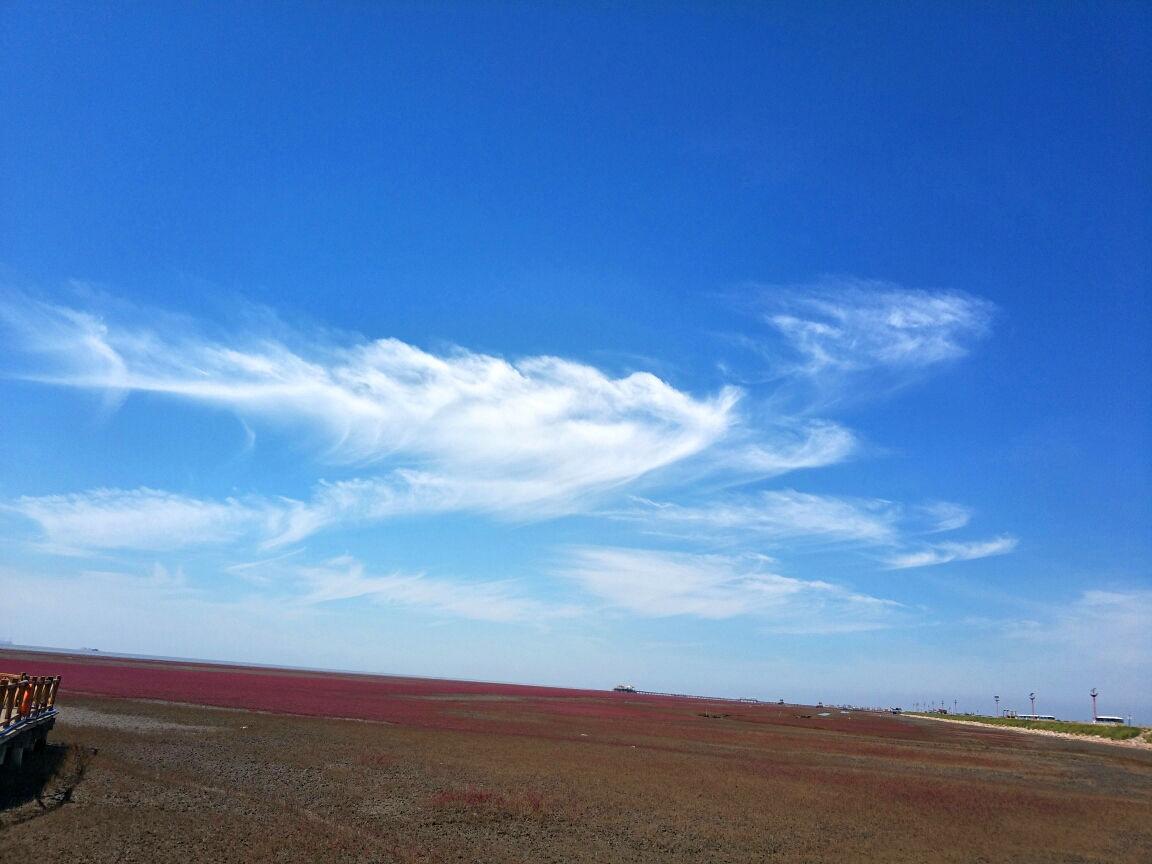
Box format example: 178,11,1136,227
0,743,88,818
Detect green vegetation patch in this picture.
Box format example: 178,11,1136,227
913,713,1145,741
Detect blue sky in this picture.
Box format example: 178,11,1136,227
1,3,1149,723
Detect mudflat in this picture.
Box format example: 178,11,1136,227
2,651,1150,863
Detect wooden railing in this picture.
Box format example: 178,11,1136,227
0,674,61,731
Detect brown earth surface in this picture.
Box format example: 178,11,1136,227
1,654,1151,863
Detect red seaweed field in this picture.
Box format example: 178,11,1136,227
3,650,609,731
2,649,1151,863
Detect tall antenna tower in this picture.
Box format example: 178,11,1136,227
1091,688,1098,722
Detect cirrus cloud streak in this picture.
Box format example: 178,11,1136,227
882,536,1019,569
558,546,902,630
760,277,996,374
3,297,741,509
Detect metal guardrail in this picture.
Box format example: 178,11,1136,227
1,674,61,732
0,673,61,768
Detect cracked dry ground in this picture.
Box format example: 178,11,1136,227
2,695,1151,863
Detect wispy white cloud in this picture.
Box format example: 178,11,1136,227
296,555,577,623
0,560,342,666
9,475,564,553
7,488,287,554
559,546,901,629
882,535,1018,569
2,297,740,515
758,277,995,375
726,421,857,475
265,468,663,547
916,501,973,533
10,479,990,575
976,590,1152,677
1,291,1009,589
223,549,305,584
1045,591,1152,672
614,490,899,546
